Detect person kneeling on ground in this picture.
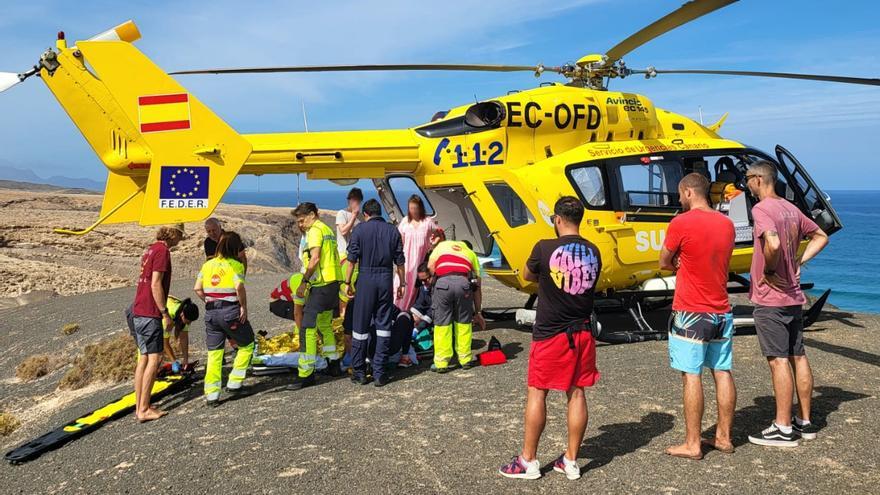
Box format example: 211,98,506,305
162,296,199,373
194,231,255,407
269,272,306,334
427,238,485,372
400,262,435,366
499,196,601,481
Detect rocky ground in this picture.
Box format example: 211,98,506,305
0,182,877,493
0,184,333,309
0,272,876,493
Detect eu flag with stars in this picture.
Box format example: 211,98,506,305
159,166,209,200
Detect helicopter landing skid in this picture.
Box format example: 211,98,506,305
509,277,829,345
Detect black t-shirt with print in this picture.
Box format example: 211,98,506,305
526,235,602,341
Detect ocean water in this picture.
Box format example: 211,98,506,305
801,190,880,314
223,189,880,314
224,189,381,211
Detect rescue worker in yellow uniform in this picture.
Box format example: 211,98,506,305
162,296,199,373
288,202,343,390
269,272,306,331
428,239,486,372
194,231,255,406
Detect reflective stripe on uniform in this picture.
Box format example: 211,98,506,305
227,342,254,388
376,329,392,338
205,386,221,402
205,348,224,399
298,354,316,371
198,257,244,303
353,332,369,341
322,345,337,352
433,323,454,369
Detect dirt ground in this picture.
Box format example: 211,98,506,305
0,272,877,494
0,186,332,309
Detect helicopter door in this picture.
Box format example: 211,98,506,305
608,159,682,266
774,145,843,235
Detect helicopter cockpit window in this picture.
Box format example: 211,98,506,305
570,166,606,207
618,161,683,209
485,183,534,228
387,176,435,217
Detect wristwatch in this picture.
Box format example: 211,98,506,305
161,307,170,315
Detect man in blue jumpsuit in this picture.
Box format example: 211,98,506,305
344,199,406,387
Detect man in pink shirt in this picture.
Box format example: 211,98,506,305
745,160,829,447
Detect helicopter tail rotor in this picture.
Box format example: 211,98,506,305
0,72,23,93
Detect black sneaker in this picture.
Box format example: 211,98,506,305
285,374,316,391
462,359,480,369
327,359,343,377
206,399,220,408
374,375,392,387
350,374,372,385
748,423,800,447
792,417,818,440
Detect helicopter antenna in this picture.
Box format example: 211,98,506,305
698,105,704,125
297,99,309,204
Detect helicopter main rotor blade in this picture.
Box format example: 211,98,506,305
171,63,559,76
0,72,22,93
638,68,880,86
604,0,738,64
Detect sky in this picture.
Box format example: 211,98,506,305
0,0,877,193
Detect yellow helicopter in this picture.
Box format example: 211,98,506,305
2,0,873,341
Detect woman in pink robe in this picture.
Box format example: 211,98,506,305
395,195,436,311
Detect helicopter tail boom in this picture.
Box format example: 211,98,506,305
40,29,422,229
40,35,252,227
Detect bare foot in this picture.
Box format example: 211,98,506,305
702,438,735,454
137,409,165,423
148,407,168,418
665,443,703,460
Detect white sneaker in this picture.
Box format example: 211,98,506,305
499,456,541,479
552,453,581,480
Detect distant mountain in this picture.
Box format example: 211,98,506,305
0,179,96,194
0,164,104,192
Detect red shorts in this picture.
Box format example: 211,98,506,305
528,330,600,391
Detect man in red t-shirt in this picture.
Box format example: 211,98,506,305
660,173,736,460
128,224,184,422
744,160,828,447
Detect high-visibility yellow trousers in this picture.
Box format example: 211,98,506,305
299,310,339,378
433,321,473,369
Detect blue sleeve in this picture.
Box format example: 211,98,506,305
392,228,405,266
347,225,360,263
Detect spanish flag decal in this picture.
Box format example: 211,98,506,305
137,93,191,133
